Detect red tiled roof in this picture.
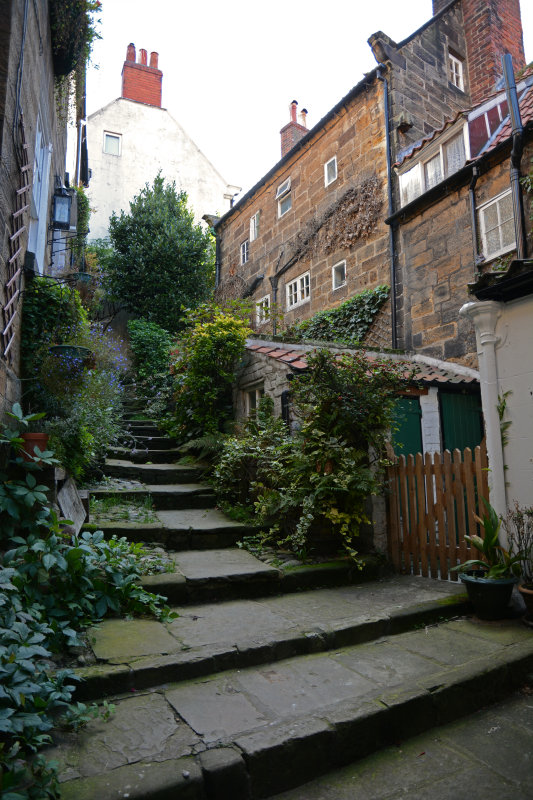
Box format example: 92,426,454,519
245,344,477,386
488,85,533,149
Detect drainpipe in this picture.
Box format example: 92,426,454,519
377,63,398,349
502,54,527,260
214,231,221,288
469,166,480,274
269,275,279,335
459,301,507,523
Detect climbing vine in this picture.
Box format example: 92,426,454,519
285,285,390,344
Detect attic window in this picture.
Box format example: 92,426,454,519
398,127,468,206
449,53,464,91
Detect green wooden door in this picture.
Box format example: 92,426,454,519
440,392,483,452
393,396,423,457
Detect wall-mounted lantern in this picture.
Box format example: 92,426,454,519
51,187,72,230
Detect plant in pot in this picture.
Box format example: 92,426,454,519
504,503,533,620
5,403,50,463
452,499,524,620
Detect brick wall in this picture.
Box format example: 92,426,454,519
462,0,525,105
217,78,391,338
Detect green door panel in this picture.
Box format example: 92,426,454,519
392,396,422,457
440,392,483,452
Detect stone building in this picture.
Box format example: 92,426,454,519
0,0,73,417
86,44,239,240
213,0,526,363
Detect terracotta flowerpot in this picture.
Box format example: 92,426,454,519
21,432,49,462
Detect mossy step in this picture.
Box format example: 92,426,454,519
124,423,162,437
89,484,216,511
107,446,184,464
82,519,253,549
103,459,206,484
120,435,176,450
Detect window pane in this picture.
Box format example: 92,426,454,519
279,194,292,215
400,167,421,205
444,134,465,175
500,219,515,249
499,192,513,222
486,226,501,254
104,134,120,155
483,203,499,232
424,154,443,190
300,273,310,299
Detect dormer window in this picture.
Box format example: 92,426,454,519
398,127,468,206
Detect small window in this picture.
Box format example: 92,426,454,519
286,271,310,309
398,127,467,206
478,190,515,261
324,156,337,186
449,52,464,91
240,240,249,265
400,165,422,206
443,133,465,176
250,211,260,242
332,260,346,290
276,177,292,217
256,295,270,325
103,132,121,155
245,385,265,416
424,154,443,190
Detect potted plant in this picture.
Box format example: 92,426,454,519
452,499,524,620
504,503,533,620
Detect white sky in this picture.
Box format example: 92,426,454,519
86,0,533,199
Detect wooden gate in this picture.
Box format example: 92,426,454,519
386,442,489,580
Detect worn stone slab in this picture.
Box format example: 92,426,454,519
157,508,253,531
397,623,502,666
91,619,182,661
48,693,199,780
172,548,279,580
334,638,442,687
199,747,251,800
58,756,204,800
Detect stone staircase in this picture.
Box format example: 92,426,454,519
48,407,533,800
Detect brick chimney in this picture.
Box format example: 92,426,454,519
121,43,163,107
432,0,526,105
280,100,308,158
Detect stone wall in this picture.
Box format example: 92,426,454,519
217,78,391,337
0,0,68,420
396,140,533,368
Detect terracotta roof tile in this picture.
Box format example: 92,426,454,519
278,352,305,362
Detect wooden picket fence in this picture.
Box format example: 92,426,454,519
386,442,489,580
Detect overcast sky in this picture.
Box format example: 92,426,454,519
86,0,533,199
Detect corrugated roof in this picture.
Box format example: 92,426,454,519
245,343,478,386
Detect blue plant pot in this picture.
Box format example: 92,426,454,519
459,571,518,620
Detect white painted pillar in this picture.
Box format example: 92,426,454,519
459,301,507,521
420,387,442,454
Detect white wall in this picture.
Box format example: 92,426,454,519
86,99,235,239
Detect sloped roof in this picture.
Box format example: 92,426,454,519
246,343,478,386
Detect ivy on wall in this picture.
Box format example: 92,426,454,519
285,285,390,344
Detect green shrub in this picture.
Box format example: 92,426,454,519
286,285,389,344
171,304,251,440
128,319,173,381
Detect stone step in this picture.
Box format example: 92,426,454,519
73,576,469,700
107,446,184,464
141,549,384,605
103,459,206,484
124,423,162,437
120,434,177,450
83,509,257,549
50,586,533,800
89,484,216,510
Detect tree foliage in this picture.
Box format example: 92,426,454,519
106,175,215,331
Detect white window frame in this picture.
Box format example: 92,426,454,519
276,177,292,217
249,211,260,242
324,156,337,187
28,112,52,273
103,131,121,156
286,271,310,310
240,239,249,265
478,189,516,261
332,260,346,290
245,385,265,416
398,124,469,206
256,294,271,325
449,52,464,91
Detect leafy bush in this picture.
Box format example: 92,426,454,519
214,350,406,559
285,285,389,344
170,304,251,440
106,175,215,332
128,319,173,382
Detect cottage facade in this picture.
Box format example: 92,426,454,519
87,44,239,240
